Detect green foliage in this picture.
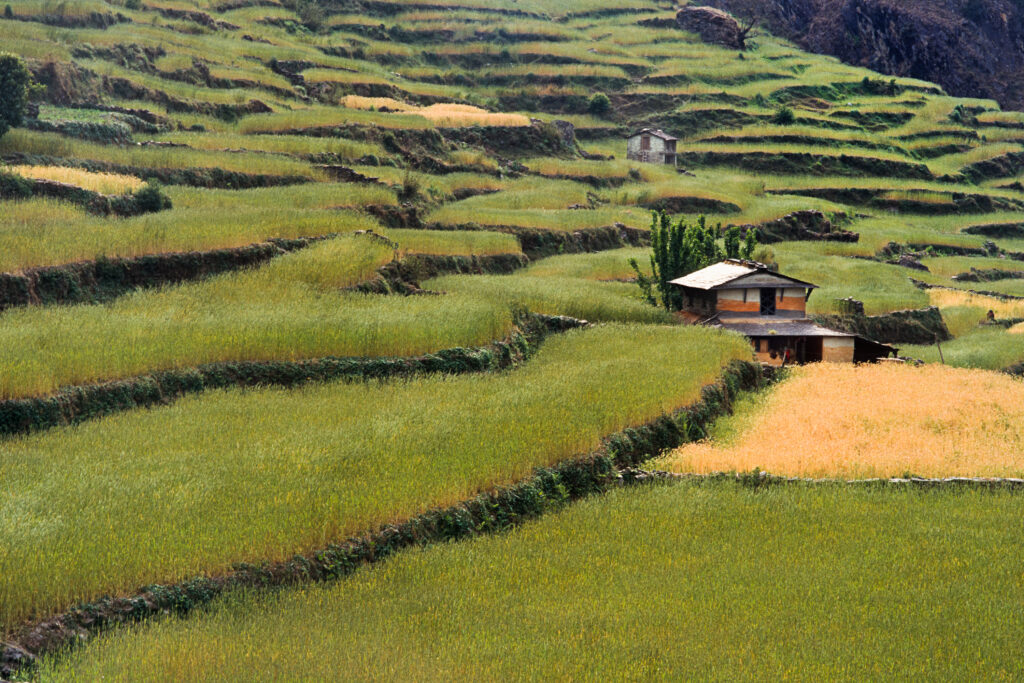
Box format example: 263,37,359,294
772,105,796,125
724,225,741,259
3,5,12,19
0,169,33,199
0,52,30,138
398,169,421,202
587,92,611,117
125,0,141,8
283,0,326,30
632,211,724,311
132,180,173,213
742,227,757,260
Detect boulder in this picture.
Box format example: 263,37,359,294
733,210,859,244
897,254,929,272
676,6,746,49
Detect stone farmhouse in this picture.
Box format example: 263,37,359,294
626,128,678,165
670,259,897,365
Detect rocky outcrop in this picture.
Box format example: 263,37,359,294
676,7,748,49
732,210,859,244
701,0,1024,111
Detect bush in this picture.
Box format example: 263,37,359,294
3,5,12,18
125,0,141,9
398,170,421,202
588,92,611,117
772,106,796,125
132,180,172,213
0,170,33,199
0,53,31,139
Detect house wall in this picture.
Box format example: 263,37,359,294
627,135,675,164
822,336,855,362
750,336,853,364
716,288,807,316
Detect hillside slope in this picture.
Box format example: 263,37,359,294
702,0,1024,111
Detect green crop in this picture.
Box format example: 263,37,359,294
0,324,750,628
41,482,1024,681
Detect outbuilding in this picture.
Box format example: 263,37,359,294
626,128,678,165
669,259,898,365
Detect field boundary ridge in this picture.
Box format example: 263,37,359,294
623,469,1024,490
0,313,584,440
0,359,768,679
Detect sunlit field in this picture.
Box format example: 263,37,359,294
42,482,1024,681
2,165,144,194
6,0,1024,674
0,202,381,272
0,237,515,398
664,363,1024,478
0,325,750,628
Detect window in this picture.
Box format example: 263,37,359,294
759,288,776,316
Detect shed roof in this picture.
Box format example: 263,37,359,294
722,320,854,338
629,127,678,141
669,259,818,291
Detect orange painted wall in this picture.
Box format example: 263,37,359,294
716,289,806,315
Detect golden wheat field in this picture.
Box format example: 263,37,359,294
339,96,530,126
928,288,1024,319
4,165,145,194
663,363,1024,478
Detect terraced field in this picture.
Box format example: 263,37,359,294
0,0,1022,679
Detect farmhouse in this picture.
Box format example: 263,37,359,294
626,128,678,165
670,259,897,365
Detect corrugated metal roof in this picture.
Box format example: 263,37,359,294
669,261,757,289
669,260,818,290
722,320,856,337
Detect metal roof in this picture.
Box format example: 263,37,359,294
669,260,818,290
722,320,855,338
629,127,678,142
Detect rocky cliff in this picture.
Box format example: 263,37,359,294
699,0,1024,111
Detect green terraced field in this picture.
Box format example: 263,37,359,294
0,324,748,627
41,482,1024,681
2,0,1024,676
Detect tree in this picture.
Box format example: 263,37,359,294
588,92,611,117
0,53,30,139
629,212,722,311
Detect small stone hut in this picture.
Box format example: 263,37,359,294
626,128,678,165
670,259,897,365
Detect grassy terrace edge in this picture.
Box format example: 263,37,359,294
0,236,329,310
0,312,578,439
0,359,767,679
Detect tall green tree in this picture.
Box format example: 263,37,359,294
631,211,741,311
0,53,30,139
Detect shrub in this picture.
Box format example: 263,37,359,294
398,170,421,202
125,0,141,9
132,181,172,213
0,170,33,199
3,5,12,18
588,92,611,117
772,106,796,125
0,53,31,138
